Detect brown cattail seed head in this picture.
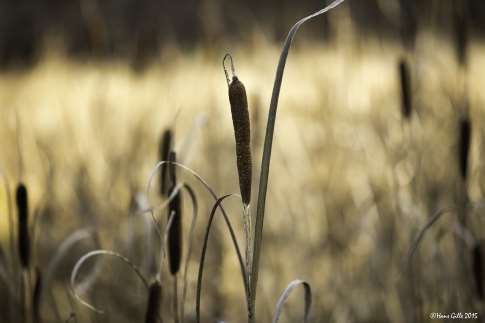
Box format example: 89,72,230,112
145,280,162,323
472,243,484,300
398,58,412,119
159,129,173,196
228,76,252,206
16,183,30,269
459,116,471,181
167,151,182,275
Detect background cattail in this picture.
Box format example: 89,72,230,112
16,183,30,269
145,280,162,323
228,76,252,206
472,242,483,300
398,58,412,119
167,151,182,275
453,1,469,67
159,129,173,196
33,267,43,323
458,116,471,181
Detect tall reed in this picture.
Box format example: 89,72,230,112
250,1,344,322
167,151,182,323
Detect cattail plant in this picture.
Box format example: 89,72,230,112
223,54,252,207
398,57,412,119
456,110,472,306
16,183,30,269
167,151,182,276
472,242,484,300
166,151,182,323
458,115,471,181
159,129,173,196
150,152,200,323
223,53,253,282
145,280,162,323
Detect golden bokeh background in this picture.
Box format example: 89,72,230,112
1,1,485,322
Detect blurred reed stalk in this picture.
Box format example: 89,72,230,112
453,1,473,299
167,151,182,276
159,129,173,196
472,242,484,300
456,107,474,307
454,102,471,228
180,183,198,323
32,268,42,323
145,280,162,323
17,183,30,270
458,115,471,182
398,57,412,120
16,182,31,323
167,151,182,323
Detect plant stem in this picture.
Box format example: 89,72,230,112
250,2,345,322
173,276,179,323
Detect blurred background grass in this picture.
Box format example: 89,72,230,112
1,0,485,322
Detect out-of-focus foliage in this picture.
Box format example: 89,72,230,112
1,0,485,68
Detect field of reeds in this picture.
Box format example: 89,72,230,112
1,1,485,322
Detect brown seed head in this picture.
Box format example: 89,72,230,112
167,151,182,275
459,116,471,181
398,58,412,119
229,76,252,206
159,129,173,196
16,183,30,269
